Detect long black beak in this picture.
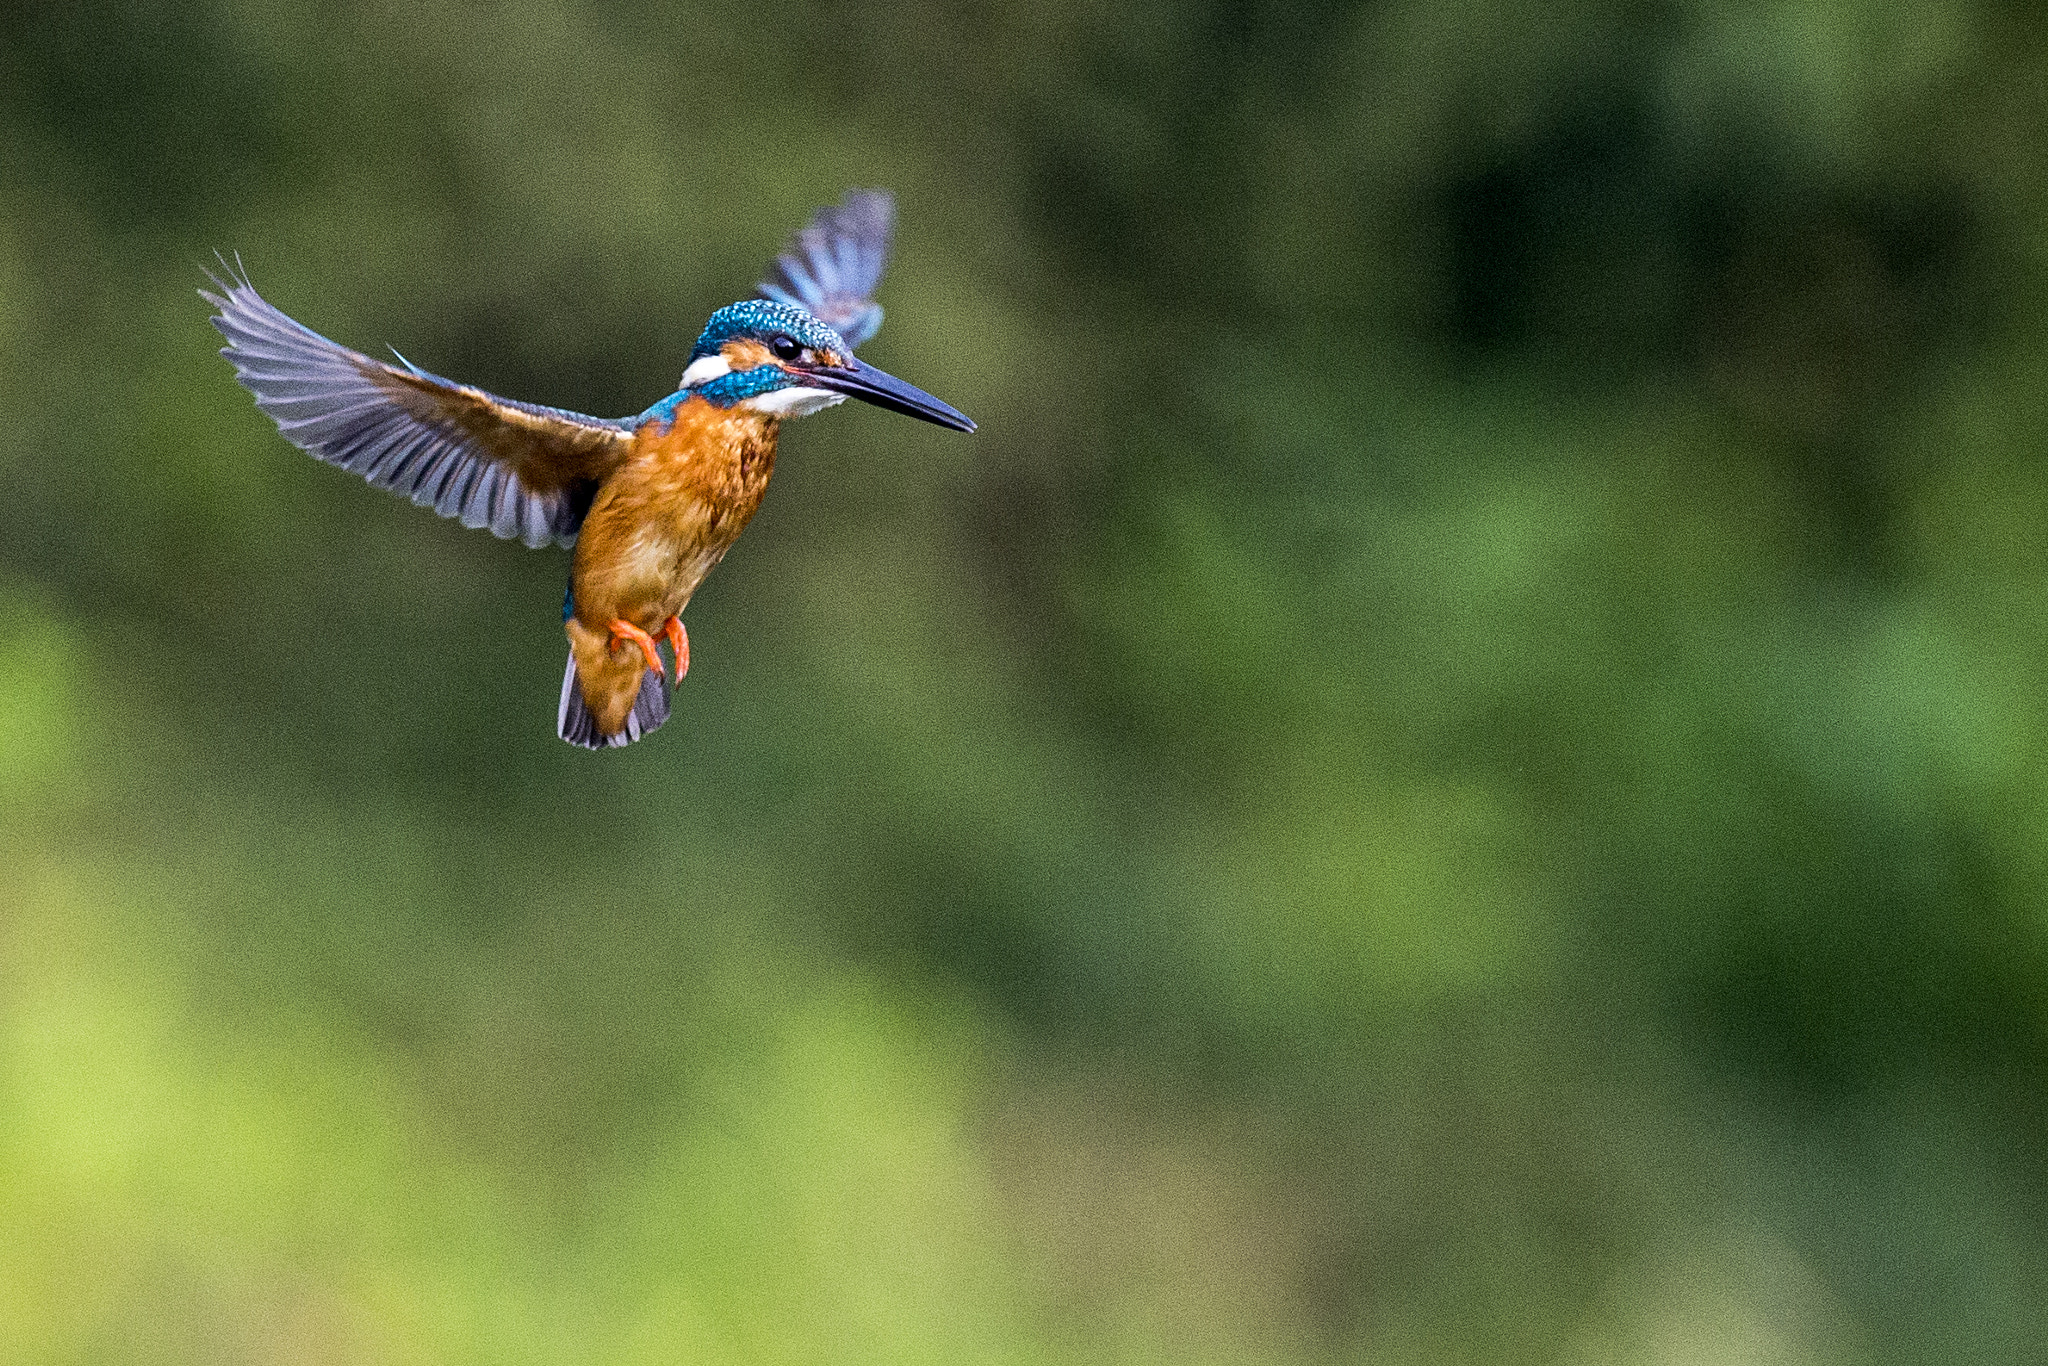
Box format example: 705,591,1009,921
801,356,976,432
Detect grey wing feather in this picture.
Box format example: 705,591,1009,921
756,190,894,349
203,259,631,549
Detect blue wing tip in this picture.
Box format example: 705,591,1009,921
200,251,263,326
755,189,898,343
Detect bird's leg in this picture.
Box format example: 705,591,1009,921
607,619,665,678
661,616,689,683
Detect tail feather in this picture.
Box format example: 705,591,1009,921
557,654,669,749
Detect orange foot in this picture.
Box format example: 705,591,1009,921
661,616,690,684
608,619,664,678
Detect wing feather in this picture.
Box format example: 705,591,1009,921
205,261,632,548
756,190,894,349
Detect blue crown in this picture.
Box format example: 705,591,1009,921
688,299,848,361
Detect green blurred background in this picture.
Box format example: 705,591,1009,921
4,0,2047,1360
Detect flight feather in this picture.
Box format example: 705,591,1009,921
204,260,633,548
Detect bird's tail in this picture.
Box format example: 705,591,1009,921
557,652,669,749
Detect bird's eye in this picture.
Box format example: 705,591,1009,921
769,334,802,362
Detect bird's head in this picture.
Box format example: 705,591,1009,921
675,300,973,431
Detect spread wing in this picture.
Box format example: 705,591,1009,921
204,260,634,549
756,189,894,349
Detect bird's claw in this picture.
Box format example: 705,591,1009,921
608,617,689,687
661,616,689,685
608,619,666,679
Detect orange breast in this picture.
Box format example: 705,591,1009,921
569,397,781,628
632,396,779,529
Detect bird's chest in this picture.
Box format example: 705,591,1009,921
632,409,778,549
575,405,780,617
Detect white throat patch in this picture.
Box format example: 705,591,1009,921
679,354,732,388
741,386,847,418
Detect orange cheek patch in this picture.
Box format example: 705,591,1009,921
722,339,776,371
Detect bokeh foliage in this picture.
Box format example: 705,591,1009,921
4,0,2048,1360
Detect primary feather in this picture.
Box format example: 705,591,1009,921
204,259,633,549
756,189,893,349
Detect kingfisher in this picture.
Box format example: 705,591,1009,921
206,190,974,748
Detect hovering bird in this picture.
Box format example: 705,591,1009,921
206,191,974,748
